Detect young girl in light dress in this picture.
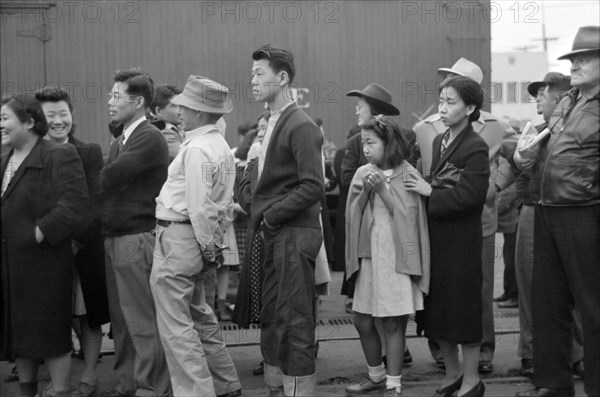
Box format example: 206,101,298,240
345,116,430,397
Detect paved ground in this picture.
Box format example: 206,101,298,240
1,234,587,396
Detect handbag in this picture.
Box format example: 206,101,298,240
431,162,463,189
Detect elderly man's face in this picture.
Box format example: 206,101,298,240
570,53,600,91
535,86,546,115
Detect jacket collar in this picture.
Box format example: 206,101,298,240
1,136,45,201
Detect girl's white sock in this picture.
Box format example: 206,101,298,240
367,363,386,382
386,374,402,392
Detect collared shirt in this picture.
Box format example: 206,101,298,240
258,100,295,178
122,115,147,145
155,124,236,248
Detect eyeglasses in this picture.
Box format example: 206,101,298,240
107,92,138,103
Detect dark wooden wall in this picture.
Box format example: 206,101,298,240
1,1,491,153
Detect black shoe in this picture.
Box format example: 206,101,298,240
498,298,518,308
515,386,574,397
382,355,387,367
432,375,462,397
520,358,534,378
493,293,509,302
459,381,484,397
572,359,584,378
217,389,242,397
4,365,18,382
404,348,413,365
478,362,493,374
253,361,264,376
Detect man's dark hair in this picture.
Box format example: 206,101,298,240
34,85,74,112
150,84,181,112
113,67,154,109
237,122,256,137
252,44,296,84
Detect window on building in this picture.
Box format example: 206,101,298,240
506,82,518,104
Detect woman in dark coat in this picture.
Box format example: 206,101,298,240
1,94,88,397
405,76,490,397
36,85,110,397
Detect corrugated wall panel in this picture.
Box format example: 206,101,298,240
1,0,491,154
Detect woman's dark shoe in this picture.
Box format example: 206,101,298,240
572,359,584,378
253,361,264,375
432,375,462,397
458,380,484,397
404,348,413,365
5,365,19,382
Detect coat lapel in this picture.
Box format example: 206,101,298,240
432,126,469,176
1,137,44,202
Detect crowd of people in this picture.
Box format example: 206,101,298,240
0,25,598,397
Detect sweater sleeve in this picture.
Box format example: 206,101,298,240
262,121,325,227
100,127,168,190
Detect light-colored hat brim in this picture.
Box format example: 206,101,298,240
172,94,233,114
437,67,463,77
557,48,600,60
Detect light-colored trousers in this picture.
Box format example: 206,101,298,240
104,233,171,397
150,223,241,397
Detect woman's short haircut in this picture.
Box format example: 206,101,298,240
2,94,48,136
114,67,154,109
150,84,182,111
440,76,484,122
252,44,296,84
361,116,411,168
34,85,74,112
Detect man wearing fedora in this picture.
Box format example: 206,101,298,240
414,57,519,375
149,75,241,397
100,67,171,397
250,44,324,397
515,73,585,379
515,25,600,397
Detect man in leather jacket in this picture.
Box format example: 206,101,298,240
515,25,600,397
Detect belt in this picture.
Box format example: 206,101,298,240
156,218,191,227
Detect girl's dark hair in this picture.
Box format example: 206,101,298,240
361,116,410,168
1,94,48,136
440,76,484,122
235,128,259,161
34,85,74,111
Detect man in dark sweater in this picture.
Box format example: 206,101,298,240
100,68,170,397
250,45,325,397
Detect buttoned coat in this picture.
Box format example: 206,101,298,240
1,138,88,359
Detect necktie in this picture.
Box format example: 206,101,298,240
440,131,451,154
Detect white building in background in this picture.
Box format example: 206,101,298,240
491,52,548,128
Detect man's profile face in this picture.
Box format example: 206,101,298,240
541,86,560,123
251,59,283,103
535,86,546,115
570,53,600,91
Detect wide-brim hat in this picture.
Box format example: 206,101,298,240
558,26,600,60
346,83,400,116
527,72,569,97
437,57,484,84
172,75,233,114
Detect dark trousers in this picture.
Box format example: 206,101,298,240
261,225,323,376
532,205,600,396
502,232,518,299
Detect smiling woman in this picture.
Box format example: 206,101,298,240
1,94,88,397
35,85,110,397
